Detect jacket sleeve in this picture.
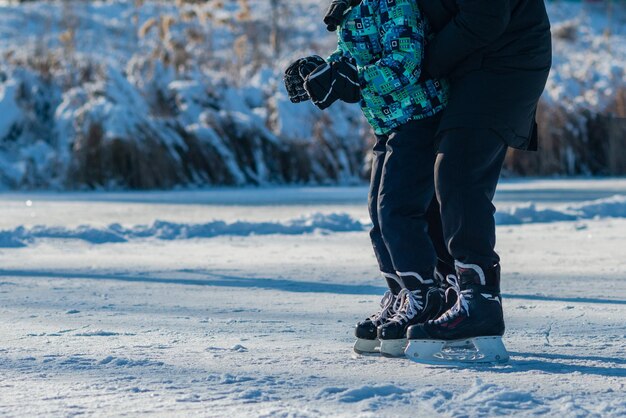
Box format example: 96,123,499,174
327,29,350,63
358,0,425,96
327,47,345,64
425,0,512,77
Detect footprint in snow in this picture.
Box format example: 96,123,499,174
318,385,410,403
74,330,136,337
231,344,248,352
236,389,273,403
98,356,164,367
206,373,255,385
205,344,248,353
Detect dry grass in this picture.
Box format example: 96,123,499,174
69,122,185,189
552,19,579,42
505,93,626,176
7,1,626,188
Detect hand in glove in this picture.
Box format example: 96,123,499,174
324,0,362,32
284,55,327,103
298,55,327,79
304,56,361,110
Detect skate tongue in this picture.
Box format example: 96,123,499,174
439,275,471,322
456,267,482,286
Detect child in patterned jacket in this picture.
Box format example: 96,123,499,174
284,0,455,357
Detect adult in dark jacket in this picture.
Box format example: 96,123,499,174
405,0,553,359
420,0,552,150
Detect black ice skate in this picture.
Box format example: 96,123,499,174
353,287,401,354
377,276,445,358
405,262,509,364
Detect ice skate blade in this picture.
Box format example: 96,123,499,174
353,338,380,355
379,338,407,358
405,336,509,365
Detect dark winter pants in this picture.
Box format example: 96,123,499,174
369,116,454,291
435,128,508,268
369,119,507,291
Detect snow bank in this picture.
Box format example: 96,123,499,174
0,1,624,188
508,1,626,176
544,2,626,113
0,0,367,189
496,194,626,225
0,212,366,248
1,194,625,247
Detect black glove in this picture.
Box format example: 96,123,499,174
298,55,327,79
284,55,327,103
284,59,309,103
333,57,361,103
323,0,362,32
303,56,360,110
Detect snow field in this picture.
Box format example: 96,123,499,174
0,179,625,416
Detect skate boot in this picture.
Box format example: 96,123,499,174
377,273,445,358
405,262,509,364
354,273,403,354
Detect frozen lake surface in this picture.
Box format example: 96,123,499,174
0,178,625,416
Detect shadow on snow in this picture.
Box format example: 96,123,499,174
0,269,387,296
466,351,626,378
1,269,625,378
1,269,625,305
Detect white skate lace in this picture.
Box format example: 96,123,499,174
434,275,471,324
368,291,400,325
388,288,424,324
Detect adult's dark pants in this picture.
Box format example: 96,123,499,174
435,127,508,268
369,117,507,292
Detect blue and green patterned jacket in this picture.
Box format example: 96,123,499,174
328,0,449,135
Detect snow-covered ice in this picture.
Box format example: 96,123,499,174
0,178,625,416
